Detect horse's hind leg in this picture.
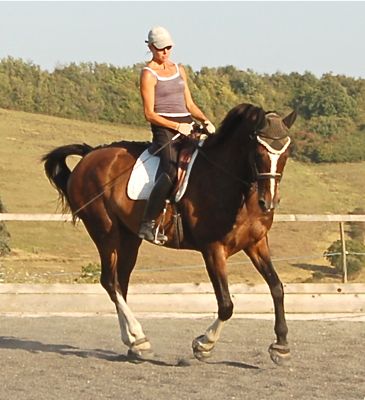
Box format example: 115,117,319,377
85,218,152,358
244,236,290,365
114,224,153,358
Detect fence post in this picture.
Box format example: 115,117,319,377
339,222,347,283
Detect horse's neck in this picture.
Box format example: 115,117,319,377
204,136,252,183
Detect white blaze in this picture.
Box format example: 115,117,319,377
269,153,280,207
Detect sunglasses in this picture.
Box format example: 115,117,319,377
153,45,172,51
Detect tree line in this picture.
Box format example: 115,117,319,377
1,56,364,163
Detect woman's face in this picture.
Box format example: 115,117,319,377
150,44,172,64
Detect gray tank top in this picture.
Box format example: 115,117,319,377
143,63,190,117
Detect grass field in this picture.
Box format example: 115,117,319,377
0,108,364,284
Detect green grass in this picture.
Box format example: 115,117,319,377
0,108,150,212
280,159,365,214
0,108,364,284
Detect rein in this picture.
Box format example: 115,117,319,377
197,132,290,188
72,133,181,217
197,147,252,188
72,127,290,217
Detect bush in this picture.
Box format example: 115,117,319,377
307,116,354,138
325,240,365,278
0,197,10,256
291,130,365,163
76,262,101,283
347,208,365,244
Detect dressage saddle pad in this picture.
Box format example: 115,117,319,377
127,144,202,202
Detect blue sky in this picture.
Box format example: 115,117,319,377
0,1,364,78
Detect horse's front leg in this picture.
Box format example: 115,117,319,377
193,245,233,360
245,237,290,365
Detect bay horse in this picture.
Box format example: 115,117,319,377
42,103,296,364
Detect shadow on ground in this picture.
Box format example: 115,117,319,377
291,262,336,275
0,336,260,370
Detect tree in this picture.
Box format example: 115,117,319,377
1,57,365,164
292,74,358,120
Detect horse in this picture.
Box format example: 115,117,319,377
42,103,296,364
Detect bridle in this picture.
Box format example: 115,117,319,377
197,130,291,190
253,132,291,182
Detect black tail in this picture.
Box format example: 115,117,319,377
42,143,93,211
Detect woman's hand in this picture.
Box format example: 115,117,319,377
204,120,216,134
177,122,194,136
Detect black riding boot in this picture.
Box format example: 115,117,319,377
138,173,173,243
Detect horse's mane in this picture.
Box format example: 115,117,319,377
204,103,266,148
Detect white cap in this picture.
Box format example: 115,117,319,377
145,26,174,49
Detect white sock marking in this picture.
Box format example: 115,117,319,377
115,292,146,346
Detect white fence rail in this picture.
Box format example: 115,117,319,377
1,283,364,315
1,213,365,222
1,213,365,283
0,213,73,222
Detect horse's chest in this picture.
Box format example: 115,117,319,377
248,221,268,240
228,217,268,249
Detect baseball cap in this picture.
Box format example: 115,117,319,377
145,26,174,49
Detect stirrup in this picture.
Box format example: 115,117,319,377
138,221,167,245
153,231,168,245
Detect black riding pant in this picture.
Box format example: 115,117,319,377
151,115,193,183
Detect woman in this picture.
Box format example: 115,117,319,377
138,26,215,243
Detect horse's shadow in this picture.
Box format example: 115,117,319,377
0,336,169,366
204,360,259,369
0,336,259,369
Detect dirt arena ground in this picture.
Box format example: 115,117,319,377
0,316,364,400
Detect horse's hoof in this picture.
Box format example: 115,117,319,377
192,335,214,362
127,337,154,362
268,343,291,366
127,348,154,362
192,348,212,361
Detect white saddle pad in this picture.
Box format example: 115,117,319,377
127,147,201,202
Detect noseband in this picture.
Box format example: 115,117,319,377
256,172,283,181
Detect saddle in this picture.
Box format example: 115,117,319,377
148,131,207,199
127,131,207,203
127,129,208,247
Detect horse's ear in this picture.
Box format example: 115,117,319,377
282,110,297,129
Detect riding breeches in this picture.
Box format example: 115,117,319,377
151,115,193,183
